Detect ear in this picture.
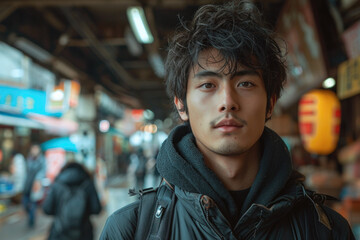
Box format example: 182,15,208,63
266,95,277,119
174,97,189,121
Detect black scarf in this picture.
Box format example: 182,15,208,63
156,123,293,220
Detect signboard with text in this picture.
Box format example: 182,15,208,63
0,85,62,117
338,56,360,99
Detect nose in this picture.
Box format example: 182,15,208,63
218,85,239,112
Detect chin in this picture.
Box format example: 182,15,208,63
214,144,248,156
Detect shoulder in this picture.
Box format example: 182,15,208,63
321,205,355,239
100,201,139,240
294,198,354,239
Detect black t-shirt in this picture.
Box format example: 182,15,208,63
229,188,251,227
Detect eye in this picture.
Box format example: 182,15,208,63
200,83,216,89
237,81,254,88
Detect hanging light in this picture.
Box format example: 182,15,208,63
322,77,336,89
127,7,154,44
298,89,341,155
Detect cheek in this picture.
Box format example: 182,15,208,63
186,91,204,115
247,96,268,119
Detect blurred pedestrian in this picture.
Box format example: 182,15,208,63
22,143,46,228
43,161,102,240
9,150,26,203
134,147,146,190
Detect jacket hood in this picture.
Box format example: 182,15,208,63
56,165,88,186
156,124,293,219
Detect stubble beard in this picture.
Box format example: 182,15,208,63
213,140,249,156
197,136,249,157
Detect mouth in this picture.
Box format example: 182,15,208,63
213,118,245,133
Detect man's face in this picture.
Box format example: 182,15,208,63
30,145,40,156
175,49,274,156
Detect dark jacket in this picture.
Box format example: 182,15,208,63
43,163,102,240
23,153,46,197
100,125,354,239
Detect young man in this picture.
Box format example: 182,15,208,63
101,1,354,239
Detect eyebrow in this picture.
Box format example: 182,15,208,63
194,70,222,79
193,69,260,79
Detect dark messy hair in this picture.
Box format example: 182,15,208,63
165,0,287,118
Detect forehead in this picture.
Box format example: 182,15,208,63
195,48,227,70
190,48,262,77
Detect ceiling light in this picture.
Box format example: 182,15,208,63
322,77,336,89
149,53,165,78
127,7,154,44
50,89,65,101
59,34,70,46
99,120,110,133
125,28,143,56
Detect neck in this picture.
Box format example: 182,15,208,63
202,140,262,191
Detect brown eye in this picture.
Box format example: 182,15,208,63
200,83,215,89
238,82,254,88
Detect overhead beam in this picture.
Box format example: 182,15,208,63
0,0,284,8
0,4,19,23
0,0,204,7
66,37,127,47
61,7,140,90
36,7,67,31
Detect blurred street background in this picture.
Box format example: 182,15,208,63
0,0,360,239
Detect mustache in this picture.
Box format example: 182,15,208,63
210,114,247,127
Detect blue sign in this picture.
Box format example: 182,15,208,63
0,85,62,117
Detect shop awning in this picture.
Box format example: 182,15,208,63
41,137,78,152
0,112,44,129
0,111,78,136
28,113,78,136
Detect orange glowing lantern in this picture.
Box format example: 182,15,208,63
298,90,341,155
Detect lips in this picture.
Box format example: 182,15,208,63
213,119,244,133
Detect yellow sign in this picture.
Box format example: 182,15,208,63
338,56,360,99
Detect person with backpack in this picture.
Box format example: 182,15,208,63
100,1,355,239
43,161,102,240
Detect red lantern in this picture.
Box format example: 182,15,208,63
298,90,341,155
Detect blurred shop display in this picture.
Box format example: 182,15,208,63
298,89,341,155
41,137,77,182
276,0,327,109
0,41,86,219
72,124,96,171
332,140,360,233
342,20,360,60
338,54,360,100
0,81,80,136
0,42,80,137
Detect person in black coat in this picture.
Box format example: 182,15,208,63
43,161,102,240
100,0,355,239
